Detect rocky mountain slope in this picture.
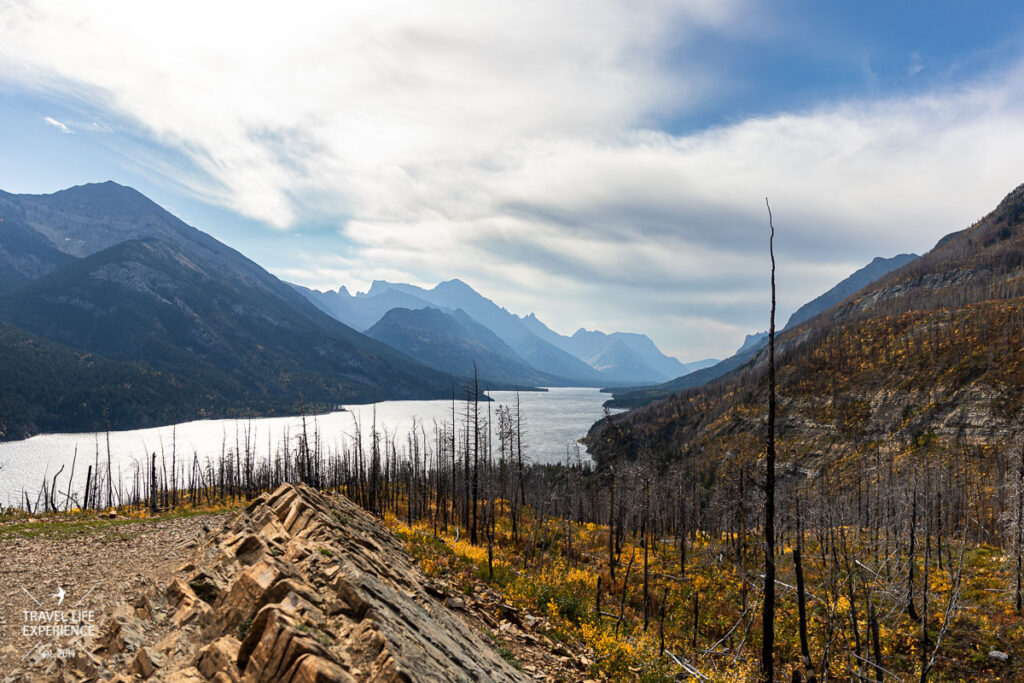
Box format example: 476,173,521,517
588,183,1024,466
12,483,529,682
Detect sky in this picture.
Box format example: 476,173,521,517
2,1,1024,361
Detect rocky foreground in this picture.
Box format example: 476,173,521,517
10,484,530,682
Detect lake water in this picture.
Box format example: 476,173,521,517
0,387,616,509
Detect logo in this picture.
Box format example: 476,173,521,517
18,583,100,664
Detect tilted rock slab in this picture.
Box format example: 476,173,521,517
89,484,528,682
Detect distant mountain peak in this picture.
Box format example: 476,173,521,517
365,280,395,296
96,179,129,189
365,305,559,387
73,180,128,190
737,331,768,355
433,278,474,292
55,180,149,202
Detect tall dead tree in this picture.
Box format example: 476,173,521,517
471,364,480,545
761,197,777,682
1015,444,1024,614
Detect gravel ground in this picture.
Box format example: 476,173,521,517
0,511,227,679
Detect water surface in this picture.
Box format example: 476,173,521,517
0,387,615,508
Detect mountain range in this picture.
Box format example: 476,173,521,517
587,182,1024,469
0,179,923,443
0,181,701,439
516,314,717,383
296,279,703,386
0,182,459,438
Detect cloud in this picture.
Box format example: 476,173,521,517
43,116,72,134
0,0,740,229
3,3,1024,359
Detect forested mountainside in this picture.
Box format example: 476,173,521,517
0,183,456,439
0,323,214,438
588,183,1024,466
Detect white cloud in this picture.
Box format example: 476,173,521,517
0,0,738,228
3,2,1024,359
43,116,72,133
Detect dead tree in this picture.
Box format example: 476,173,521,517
761,197,778,682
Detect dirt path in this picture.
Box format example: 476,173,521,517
0,511,227,679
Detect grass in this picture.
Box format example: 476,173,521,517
296,622,333,647
497,644,521,670
0,501,240,539
238,616,253,639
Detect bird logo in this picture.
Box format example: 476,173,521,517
51,586,66,606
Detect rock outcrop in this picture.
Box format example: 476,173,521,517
60,484,529,682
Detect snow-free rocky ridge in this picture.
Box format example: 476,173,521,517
10,484,528,682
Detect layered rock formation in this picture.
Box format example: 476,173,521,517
53,484,528,682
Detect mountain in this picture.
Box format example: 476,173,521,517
736,331,768,354
0,182,457,438
368,279,608,381
577,337,662,383
365,307,565,388
784,253,918,330
297,279,702,385
602,334,768,409
295,284,435,332
588,183,1024,467
519,313,713,383
529,322,664,382
603,253,921,409
299,279,607,384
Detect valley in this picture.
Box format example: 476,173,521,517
5,4,1024,680
5,181,1024,681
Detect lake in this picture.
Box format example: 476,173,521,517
0,387,616,509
